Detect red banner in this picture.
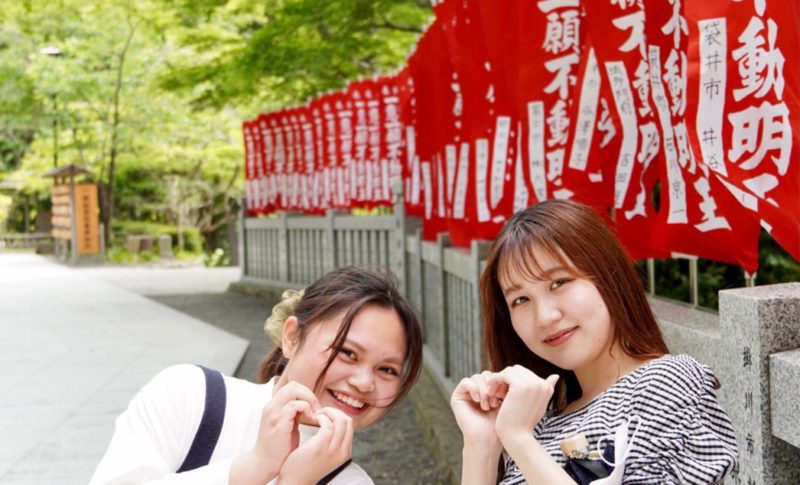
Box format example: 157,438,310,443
242,0,800,270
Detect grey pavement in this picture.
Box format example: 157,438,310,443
81,265,272,382
0,254,448,484
0,254,248,485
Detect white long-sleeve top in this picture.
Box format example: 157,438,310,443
90,364,373,485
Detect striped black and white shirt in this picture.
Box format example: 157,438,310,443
500,354,738,484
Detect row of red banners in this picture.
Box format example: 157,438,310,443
243,0,800,272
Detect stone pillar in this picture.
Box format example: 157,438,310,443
470,240,492,371
718,283,800,485
158,234,173,259
434,233,450,376
391,180,407,295
139,235,154,253
238,201,247,275
323,209,337,273
277,212,290,283
126,235,141,254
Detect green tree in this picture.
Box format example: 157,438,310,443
2,0,243,250
159,0,432,109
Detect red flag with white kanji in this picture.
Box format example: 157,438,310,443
332,92,354,210
397,69,422,218
252,116,267,214
584,0,667,260
292,105,314,214
434,0,491,246
348,80,374,209
512,0,585,208
256,113,275,215
243,120,258,215
694,0,800,261
280,107,298,211
379,73,406,208
371,76,399,209
561,29,619,213
307,98,327,212
474,0,520,235
271,108,290,211
408,21,454,239
647,0,760,271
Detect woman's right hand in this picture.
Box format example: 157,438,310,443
230,381,320,485
450,371,504,448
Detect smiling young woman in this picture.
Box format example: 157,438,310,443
450,200,738,485
90,266,423,485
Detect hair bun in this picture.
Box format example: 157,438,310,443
264,288,305,346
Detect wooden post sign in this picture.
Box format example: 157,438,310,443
51,183,100,255
51,184,72,241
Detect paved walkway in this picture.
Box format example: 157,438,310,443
0,254,248,485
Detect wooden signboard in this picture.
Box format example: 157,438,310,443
51,184,72,240
51,183,100,255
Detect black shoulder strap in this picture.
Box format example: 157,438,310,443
177,366,352,482
317,459,353,485
177,365,226,473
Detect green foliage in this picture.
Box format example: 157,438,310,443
111,219,203,252
0,193,11,228
648,229,798,311
175,248,204,261
159,0,432,110
203,247,230,267
758,231,800,283
138,250,158,262
653,258,691,303
106,247,137,264
696,260,745,310
0,12,44,173
1,0,244,257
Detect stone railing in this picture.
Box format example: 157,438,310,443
0,232,53,251
237,204,800,484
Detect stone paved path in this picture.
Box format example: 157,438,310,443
0,255,248,485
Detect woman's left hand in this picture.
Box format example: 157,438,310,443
492,366,559,447
277,407,353,484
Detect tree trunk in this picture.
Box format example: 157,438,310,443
102,18,141,247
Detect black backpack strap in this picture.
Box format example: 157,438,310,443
177,365,227,473
317,459,353,485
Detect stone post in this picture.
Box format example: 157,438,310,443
435,233,450,376
718,283,800,485
391,180,407,295
323,209,337,273
238,201,248,275
278,212,290,283
158,234,173,259
470,240,492,370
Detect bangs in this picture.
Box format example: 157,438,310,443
496,230,579,288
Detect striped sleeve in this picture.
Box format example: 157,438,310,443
622,355,738,484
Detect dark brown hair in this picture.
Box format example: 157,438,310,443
480,200,668,412
258,266,423,410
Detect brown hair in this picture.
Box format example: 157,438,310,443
258,266,423,410
480,200,668,412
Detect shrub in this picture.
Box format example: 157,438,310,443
110,220,203,253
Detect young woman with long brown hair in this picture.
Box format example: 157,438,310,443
451,200,737,484
91,266,423,485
